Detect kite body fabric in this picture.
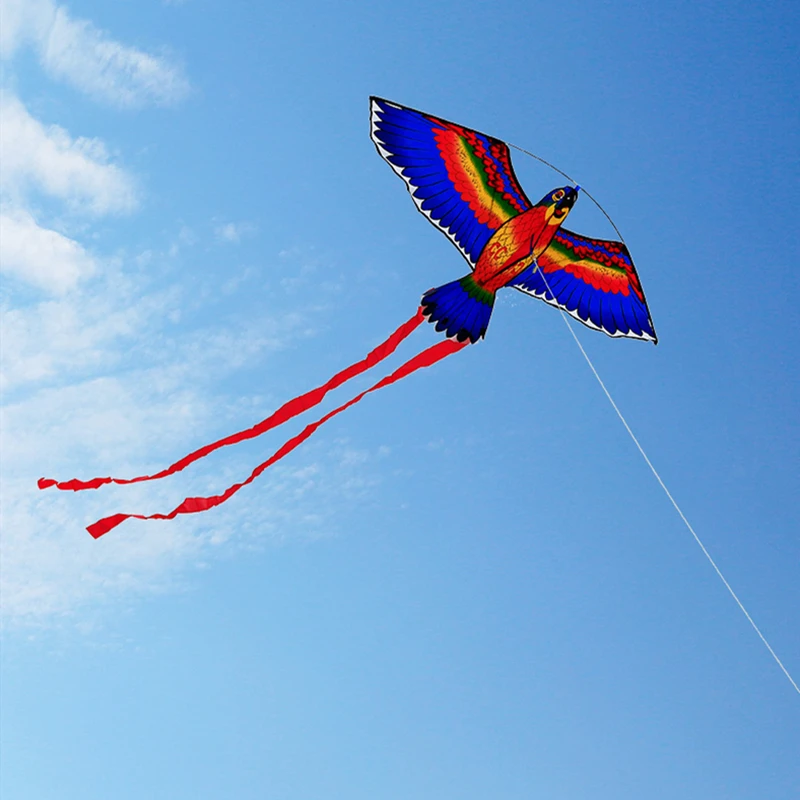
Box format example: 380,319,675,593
40,97,657,537
370,97,657,344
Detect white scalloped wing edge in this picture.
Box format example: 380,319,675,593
513,276,657,343
370,98,477,269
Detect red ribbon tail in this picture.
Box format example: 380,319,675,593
87,336,468,537
40,308,425,493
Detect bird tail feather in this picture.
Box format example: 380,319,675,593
421,274,495,343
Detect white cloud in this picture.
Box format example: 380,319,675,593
0,245,299,396
0,2,337,633
0,0,369,634
0,0,189,107
0,268,160,392
0,272,223,625
0,93,138,214
0,207,95,293
0,241,377,628
214,220,257,244
0,352,379,628
1,439,371,629
0,0,39,57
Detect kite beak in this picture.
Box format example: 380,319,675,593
553,187,578,219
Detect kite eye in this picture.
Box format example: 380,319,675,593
553,189,565,202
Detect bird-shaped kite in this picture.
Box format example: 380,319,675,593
39,98,657,536
370,97,656,344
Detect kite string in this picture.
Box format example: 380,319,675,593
512,142,798,694
508,142,626,243
511,154,799,694
556,309,799,696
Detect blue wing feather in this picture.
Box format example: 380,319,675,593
510,230,657,342
371,97,530,268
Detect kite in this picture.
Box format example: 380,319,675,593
38,97,657,537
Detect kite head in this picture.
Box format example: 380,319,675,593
538,185,579,224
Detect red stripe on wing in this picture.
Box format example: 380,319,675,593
541,229,646,302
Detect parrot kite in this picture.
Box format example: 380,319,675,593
39,98,657,536
369,96,657,344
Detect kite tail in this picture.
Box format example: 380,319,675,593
421,274,495,344
38,307,426,493
87,337,469,538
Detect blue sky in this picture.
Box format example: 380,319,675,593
1,0,798,797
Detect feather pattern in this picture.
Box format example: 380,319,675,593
370,97,531,267
511,228,657,342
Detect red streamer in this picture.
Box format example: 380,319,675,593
39,308,425,493
87,337,467,538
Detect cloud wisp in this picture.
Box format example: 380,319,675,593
214,220,257,244
0,236,377,629
0,207,95,294
0,91,138,295
1,361,382,629
0,93,139,215
0,0,190,107
0,1,371,634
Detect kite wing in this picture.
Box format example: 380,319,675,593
511,228,658,342
370,97,532,267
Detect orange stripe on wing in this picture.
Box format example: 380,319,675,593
540,243,634,297
432,128,509,230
